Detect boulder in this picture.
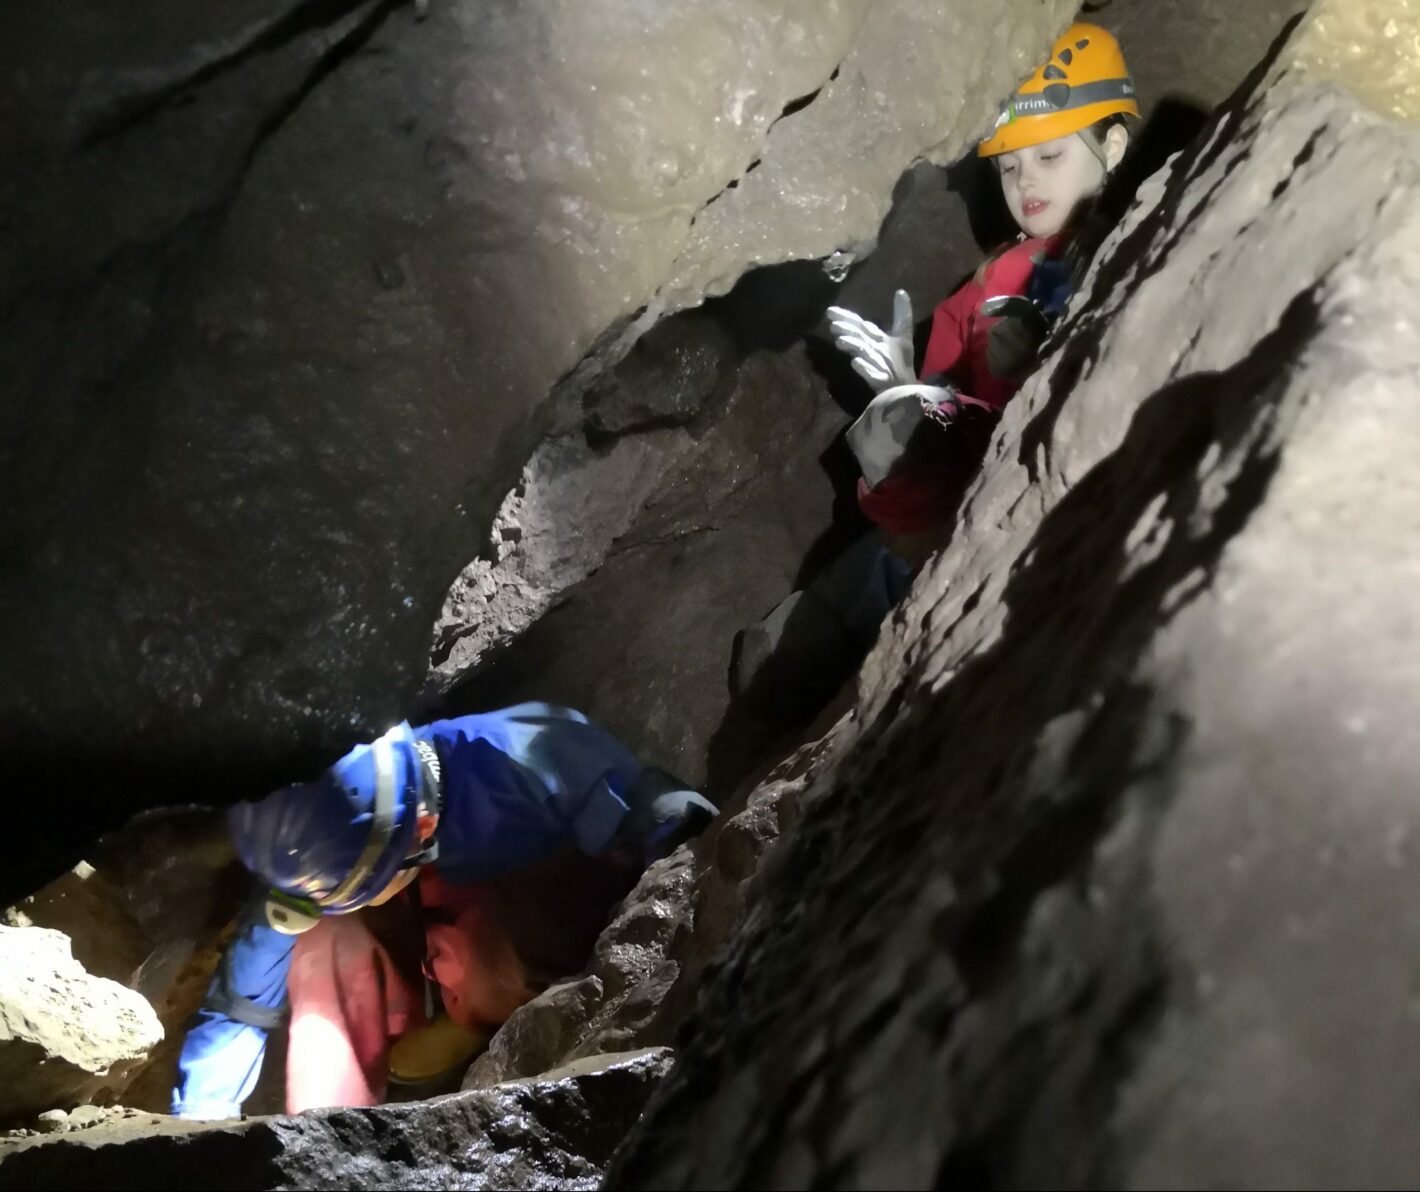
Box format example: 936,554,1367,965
2,815,274,1118
466,727,844,1089
0,928,164,1125
0,1048,673,1191
431,339,851,788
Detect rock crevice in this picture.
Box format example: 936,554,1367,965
606,12,1420,1187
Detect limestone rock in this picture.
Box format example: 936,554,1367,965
2,812,270,1118
650,1,1077,310
608,11,1420,1190
0,928,163,1125
465,851,698,1089
429,340,850,788
466,730,843,1090
26,1105,149,1138
424,313,740,695
0,1048,673,1191
2,865,150,990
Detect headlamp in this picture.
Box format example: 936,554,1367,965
265,888,323,935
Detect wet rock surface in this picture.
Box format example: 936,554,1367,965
606,14,1420,1190
0,1048,672,1191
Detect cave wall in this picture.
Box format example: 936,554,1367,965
426,0,1317,801
0,0,1077,904
604,4,1420,1187
5,0,1417,1188
431,334,850,791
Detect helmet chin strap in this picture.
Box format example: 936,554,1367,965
1079,128,1111,173
320,731,400,909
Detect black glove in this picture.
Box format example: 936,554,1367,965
982,294,1051,381
617,768,719,863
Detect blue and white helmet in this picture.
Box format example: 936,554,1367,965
229,723,437,933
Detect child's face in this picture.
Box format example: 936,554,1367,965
997,132,1106,239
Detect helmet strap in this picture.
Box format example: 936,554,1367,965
321,730,400,909
400,812,441,869
401,738,445,870
1079,128,1110,172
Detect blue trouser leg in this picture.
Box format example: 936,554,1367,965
735,531,914,716
805,530,913,650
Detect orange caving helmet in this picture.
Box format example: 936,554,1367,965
978,23,1139,158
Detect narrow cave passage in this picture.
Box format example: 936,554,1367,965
8,0,1412,1188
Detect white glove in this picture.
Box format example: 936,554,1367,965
826,289,917,394
846,382,954,488
846,382,997,488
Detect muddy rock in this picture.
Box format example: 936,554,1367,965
0,928,164,1125
26,1105,149,1138
607,8,1420,1188
0,1048,673,1192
